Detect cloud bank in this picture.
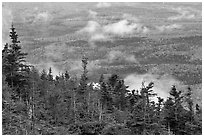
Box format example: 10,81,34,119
156,24,182,32
96,2,111,8
33,11,52,23
79,16,149,42
88,10,98,19
104,20,140,35
107,50,138,64
80,11,187,42
122,13,140,22
124,73,185,100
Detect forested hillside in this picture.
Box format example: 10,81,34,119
2,25,202,135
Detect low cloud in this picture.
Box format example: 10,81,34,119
156,24,182,32
79,21,107,42
22,8,53,25
103,20,149,35
80,21,101,34
88,10,98,18
168,7,201,20
90,33,108,41
34,61,61,77
79,19,149,42
103,20,139,35
33,11,52,23
107,50,138,63
124,73,185,101
45,62,61,77
96,2,111,8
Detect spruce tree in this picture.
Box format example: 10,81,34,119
99,74,104,84
163,86,187,134
79,57,88,93
2,24,29,99
48,67,53,81
2,43,10,77
76,57,89,121
185,87,194,122
65,70,70,81
40,69,47,80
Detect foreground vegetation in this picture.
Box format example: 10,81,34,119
2,25,202,135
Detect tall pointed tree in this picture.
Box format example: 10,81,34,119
65,70,70,81
2,24,29,99
79,57,88,94
99,74,104,84
185,87,194,122
48,67,53,81
163,86,187,134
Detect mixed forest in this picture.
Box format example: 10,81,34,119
2,25,202,135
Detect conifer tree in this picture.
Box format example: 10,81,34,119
99,74,104,84
113,79,128,111
48,67,53,81
185,87,194,122
40,69,47,80
79,57,88,94
2,43,9,74
163,86,187,134
156,97,164,123
2,24,29,99
75,57,89,121
100,81,111,112
65,70,70,81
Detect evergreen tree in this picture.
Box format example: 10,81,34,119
194,104,202,134
183,88,202,135
108,74,119,88
65,70,70,81
79,57,88,94
100,81,112,113
2,24,29,100
75,57,89,122
99,74,104,84
155,97,164,124
126,82,159,134
40,69,47,80
48,67,53,81
113,79,128,111
2,43,9,74
163,86,187,134
185,87,194,122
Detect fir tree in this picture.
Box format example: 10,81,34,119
2,24,29,99
163,86,187,134
65,70,70,81
48,67,53,81
185,87,194,122
40,69,47,80
79,57,88,93
99,74,104,84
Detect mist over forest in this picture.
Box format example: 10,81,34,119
2,2,202,135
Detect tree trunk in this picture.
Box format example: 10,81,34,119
31,81,35,134
73,91,76,123
98,99,102,122
87,91,90,113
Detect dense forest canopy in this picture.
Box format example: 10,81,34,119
2,24,202,135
